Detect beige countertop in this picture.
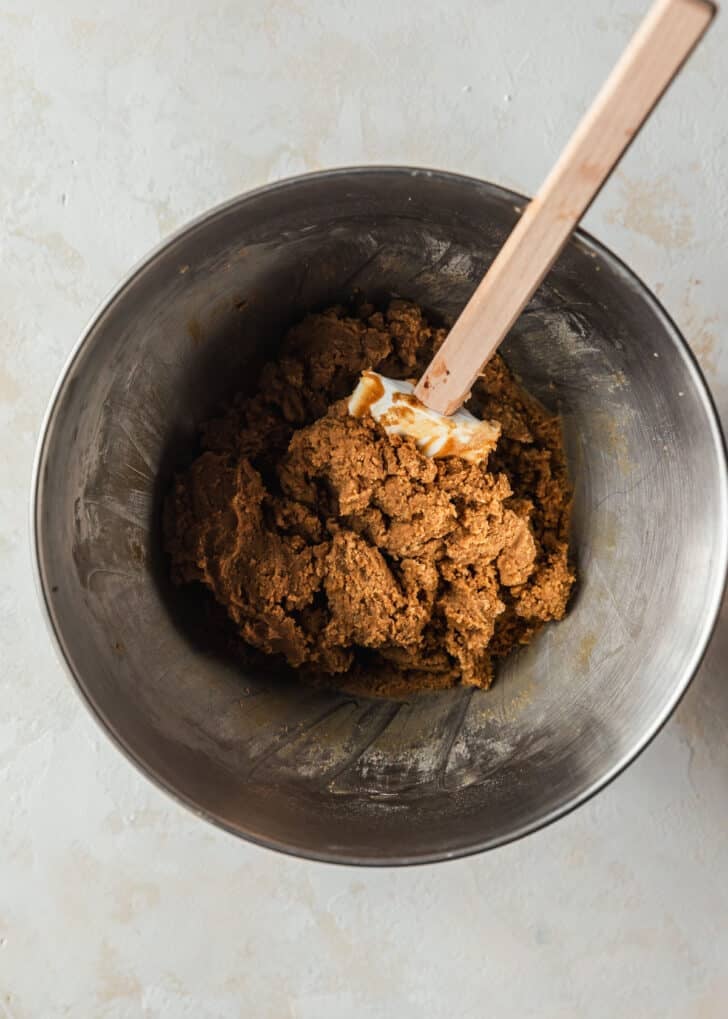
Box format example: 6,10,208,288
2,2,727,1015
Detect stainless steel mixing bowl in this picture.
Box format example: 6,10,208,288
33,168,728,864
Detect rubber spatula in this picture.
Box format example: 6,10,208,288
349,0,716,461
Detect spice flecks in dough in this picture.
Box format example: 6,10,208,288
165,300,575,695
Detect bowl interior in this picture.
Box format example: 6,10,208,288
35,169,727,863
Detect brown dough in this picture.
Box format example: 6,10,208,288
165,300,575,695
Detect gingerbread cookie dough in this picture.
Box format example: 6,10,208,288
165,300,574,695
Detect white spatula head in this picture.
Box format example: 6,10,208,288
348,371,500,464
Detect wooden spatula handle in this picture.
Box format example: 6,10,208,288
416,0,716,416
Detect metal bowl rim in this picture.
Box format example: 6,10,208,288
30,164,728,866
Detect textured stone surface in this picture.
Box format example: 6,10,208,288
2,1,727,1015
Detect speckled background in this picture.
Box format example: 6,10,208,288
3,1,728,1016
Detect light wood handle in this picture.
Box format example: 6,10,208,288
416,0,716,415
